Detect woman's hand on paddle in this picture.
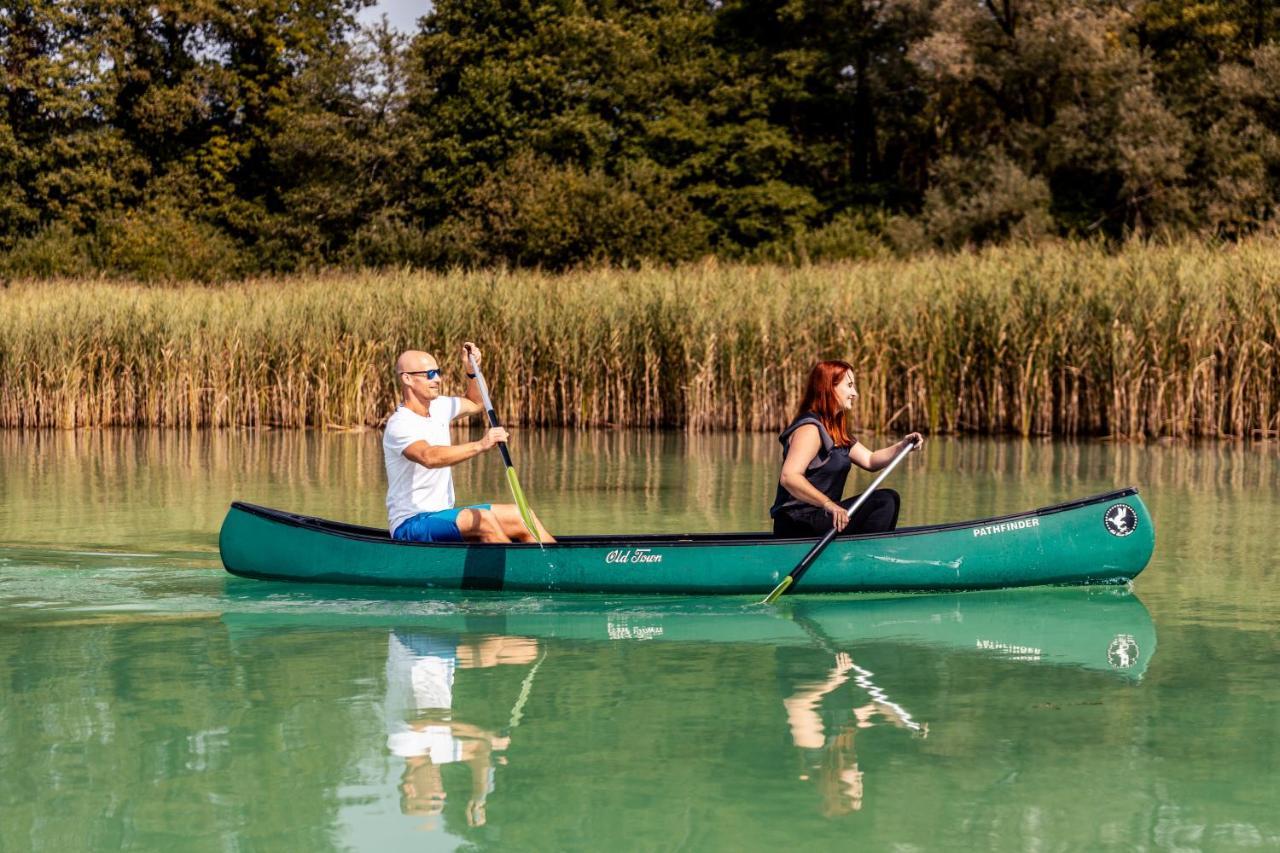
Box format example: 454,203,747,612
479,426,508,449
825,500,850,532
900,432,924,451
462,341,481,372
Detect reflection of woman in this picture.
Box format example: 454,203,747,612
770,360,922,537
785,652,924,816
384,632,538,826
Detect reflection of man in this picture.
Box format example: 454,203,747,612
784,652,924,816
384,632,539,826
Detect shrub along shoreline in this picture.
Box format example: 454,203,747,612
1,240,1277,439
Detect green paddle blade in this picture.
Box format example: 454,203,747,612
762,575,794,604
506,466,541,543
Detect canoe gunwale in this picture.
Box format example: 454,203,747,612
227,487,1142,550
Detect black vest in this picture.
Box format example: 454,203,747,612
769,413,853,518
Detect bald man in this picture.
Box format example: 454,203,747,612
383,342,554,543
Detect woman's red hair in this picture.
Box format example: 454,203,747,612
797,360,855,447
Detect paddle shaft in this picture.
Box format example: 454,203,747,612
763,436,919,604
466,352,513,465
465,348,540,541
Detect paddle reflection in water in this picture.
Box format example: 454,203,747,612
785,650,926,816
383,631,541,828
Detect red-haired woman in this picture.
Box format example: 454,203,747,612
770,360,923,537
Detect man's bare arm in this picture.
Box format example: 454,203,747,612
402,429,505,469
455,391,483,418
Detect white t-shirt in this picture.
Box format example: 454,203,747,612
383,398,462,533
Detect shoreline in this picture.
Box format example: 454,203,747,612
0,424,1274,445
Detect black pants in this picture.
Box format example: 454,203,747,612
772,489,901,538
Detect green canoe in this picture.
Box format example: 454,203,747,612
218,487,1154,594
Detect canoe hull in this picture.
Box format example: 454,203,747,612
218,488,1155,594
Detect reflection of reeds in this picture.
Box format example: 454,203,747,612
4,427,1275,543
2,240,1277,437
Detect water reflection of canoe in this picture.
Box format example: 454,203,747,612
219,489,1154,594
218,586,1156,680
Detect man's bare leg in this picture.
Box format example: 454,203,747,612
490,504,555,543
455,508,512,543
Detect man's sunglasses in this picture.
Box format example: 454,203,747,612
401,369,442,380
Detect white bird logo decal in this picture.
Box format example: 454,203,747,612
1107,506,1130,533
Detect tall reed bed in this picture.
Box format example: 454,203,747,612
1,240,1277,437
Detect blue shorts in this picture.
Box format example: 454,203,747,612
392,505,492,543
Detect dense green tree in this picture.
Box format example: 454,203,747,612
1194,43,1280,234
264,19,412,264
1137,0,1280,84
400,0,824,266
0,1,145,241
1135,1,1280,235
2,0,370,276
908,0,1200,237
715,0,933,212
1,0,1277,275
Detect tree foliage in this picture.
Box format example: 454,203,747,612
1,0,1277,277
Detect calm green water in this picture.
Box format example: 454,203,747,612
1,430,1277,851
